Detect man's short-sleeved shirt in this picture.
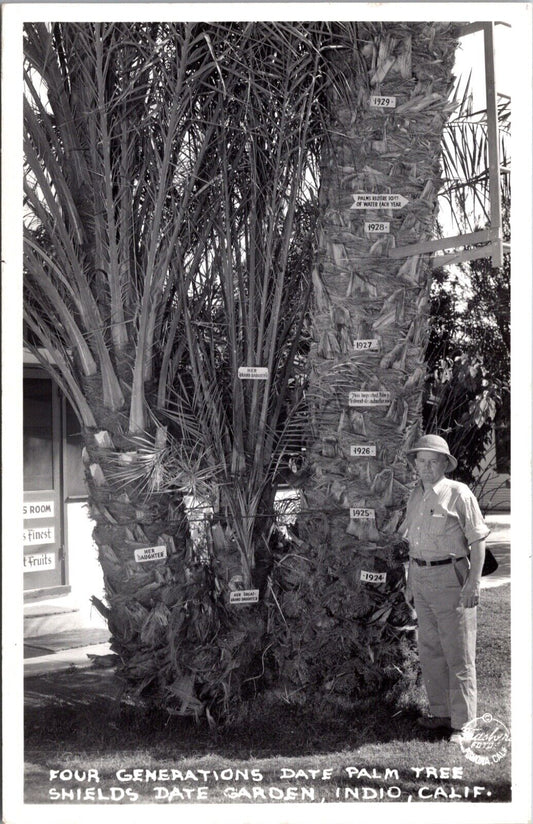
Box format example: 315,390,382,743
400,476,490,561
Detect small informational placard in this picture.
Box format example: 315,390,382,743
350,444,377,457
24,553,56,572
23,500,55,519
353,339,380,352
364,221,390,233
229,589,260,605
349,391,391,406
360,570,387,584
134,545,167,563
23,526,55,546
350,508,375,520
369,95,397,109
238,367,269,380
351,194,408,210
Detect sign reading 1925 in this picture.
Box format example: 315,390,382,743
350,508,375,520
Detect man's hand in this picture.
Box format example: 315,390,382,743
460,578,481,609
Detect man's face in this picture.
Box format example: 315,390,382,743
414,450,448,485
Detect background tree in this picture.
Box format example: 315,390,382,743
424,62,510,491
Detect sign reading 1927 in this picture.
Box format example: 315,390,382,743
349,391,391,407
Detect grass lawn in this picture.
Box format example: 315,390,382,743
24,584,511,805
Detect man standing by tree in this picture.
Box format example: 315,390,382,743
402,434,490,743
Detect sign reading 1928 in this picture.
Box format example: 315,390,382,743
364,221,390,233
349,391,391,406
369,95,397,108
350,508,375,520
351,194,408,210
350,444,377,457
238,367,269,380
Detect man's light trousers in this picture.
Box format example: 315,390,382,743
411,557,477,730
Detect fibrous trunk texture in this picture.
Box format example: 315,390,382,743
270,22,459,713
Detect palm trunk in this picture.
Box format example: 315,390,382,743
272,22,460,712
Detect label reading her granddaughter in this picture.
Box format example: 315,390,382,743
350,444,377,457
350,508,375,520
134,545,167,563
353,339,380,352
349,391,391,406
229,589,260,605
238,367,269,380
360,570,387,584
364,221,390,233
369,95,397,108
351,194,408,210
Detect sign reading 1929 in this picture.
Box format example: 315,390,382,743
369,95,397,109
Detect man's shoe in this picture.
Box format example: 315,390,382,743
449,728,474,744
417,715,451,730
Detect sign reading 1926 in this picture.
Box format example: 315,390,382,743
350,508,375,520
350,444,377,457
369,95,397,109
349,391,391,407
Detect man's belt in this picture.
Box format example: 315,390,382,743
411,557,454,567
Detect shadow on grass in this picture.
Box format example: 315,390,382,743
25,666,432,760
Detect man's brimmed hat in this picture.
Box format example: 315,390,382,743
406,434,458,472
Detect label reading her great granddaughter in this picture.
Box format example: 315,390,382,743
349,391,391,406
350,508,375,520
369,95,397,108
364,221,390,233
350,444,377,457
229,589,259,604
238,367,269,380
351,194,408,210
360,570,387,584
134,545,167,563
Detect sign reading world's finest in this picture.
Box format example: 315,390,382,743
351,194,408,210
238,367,269,380
349,391,391,407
